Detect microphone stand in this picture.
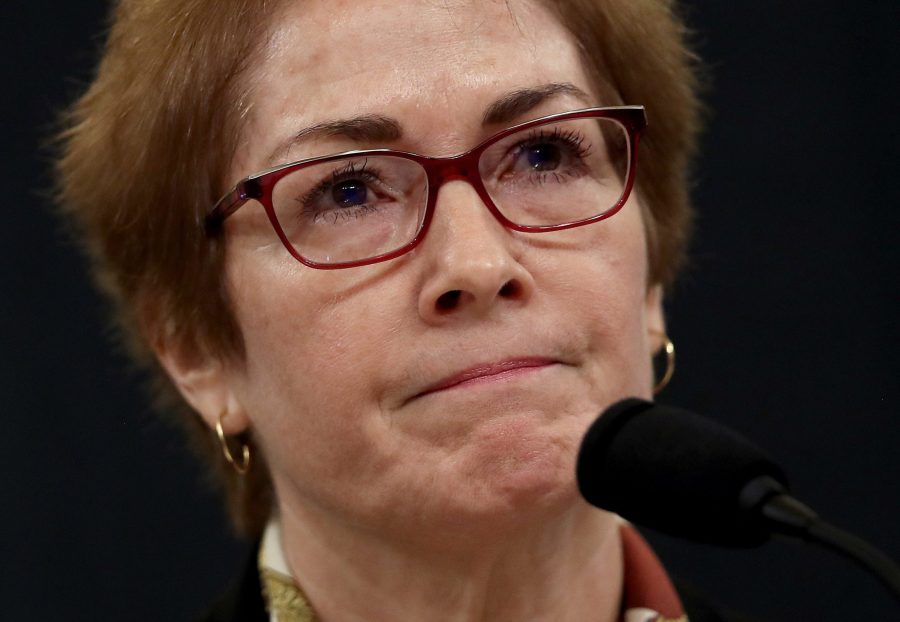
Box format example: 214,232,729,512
743,476,900,602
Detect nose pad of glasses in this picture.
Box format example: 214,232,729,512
432,155,478,187
428,158,498,225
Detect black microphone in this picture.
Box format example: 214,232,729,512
576,398,900,602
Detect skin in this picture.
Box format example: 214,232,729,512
160,1,666,620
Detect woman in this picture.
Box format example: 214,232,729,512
57,0,709,620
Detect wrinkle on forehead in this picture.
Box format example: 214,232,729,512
263,0,539,70
433,0,520,34
232,0,590,177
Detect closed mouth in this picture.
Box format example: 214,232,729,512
413,357,558,400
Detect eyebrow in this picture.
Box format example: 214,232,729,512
266,82,592,166
481,82,591,125
267,114,402,165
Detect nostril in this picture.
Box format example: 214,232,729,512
436,290,462,311
431,280,524,316
498,280,519,298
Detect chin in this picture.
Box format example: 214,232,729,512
454,413,583,517
493,461,580,516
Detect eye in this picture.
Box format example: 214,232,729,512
522,142,562,172
497,127,592,183
298,159,384,216
332,179,370,207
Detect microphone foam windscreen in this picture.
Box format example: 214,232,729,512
577,398,788,547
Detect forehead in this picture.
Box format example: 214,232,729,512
235,0,596,173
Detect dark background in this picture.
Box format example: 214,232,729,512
2,1,898,619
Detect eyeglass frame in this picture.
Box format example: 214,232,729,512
205,106,647,270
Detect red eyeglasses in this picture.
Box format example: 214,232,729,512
206,106,647,269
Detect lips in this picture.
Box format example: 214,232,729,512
412,357,558,400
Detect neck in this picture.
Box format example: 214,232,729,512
273,497,623,622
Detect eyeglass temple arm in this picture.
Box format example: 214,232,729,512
205,179,263,233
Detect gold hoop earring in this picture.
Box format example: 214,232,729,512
216,412,250,475
651,331,676,395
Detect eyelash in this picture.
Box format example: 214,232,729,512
297,160,384,217
514,127,593,162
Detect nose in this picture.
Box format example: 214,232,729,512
417,180,535,324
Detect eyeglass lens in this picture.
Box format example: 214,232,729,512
269,116,630,265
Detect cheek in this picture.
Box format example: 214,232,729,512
225,256,407,481
547,203,653,398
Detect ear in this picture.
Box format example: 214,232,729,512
153,332,249,435
644,283,667,353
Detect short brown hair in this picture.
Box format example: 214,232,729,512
56,0,702,537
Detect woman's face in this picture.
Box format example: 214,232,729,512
218,0,663,539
